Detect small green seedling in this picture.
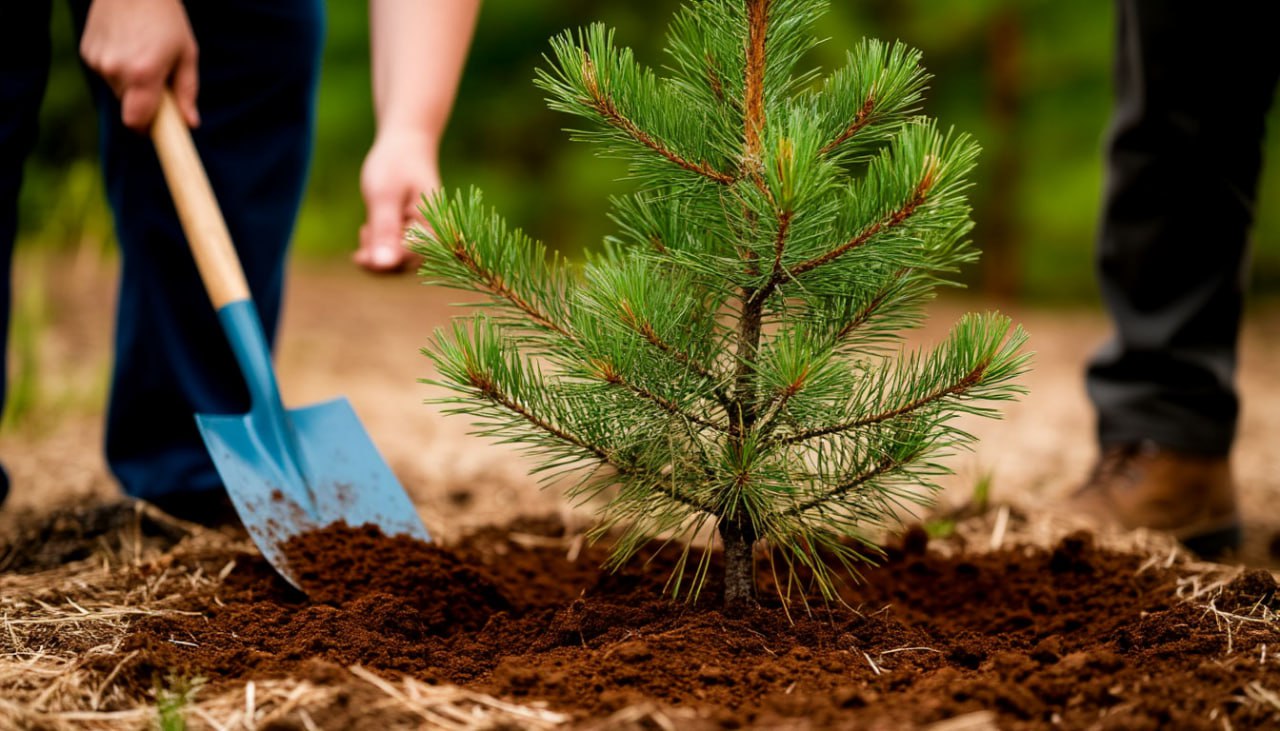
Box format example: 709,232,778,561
154,675,203,731
417,0,1027,611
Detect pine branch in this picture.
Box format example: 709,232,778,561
415,189,576,340
705,52,726,102
465,367,606,460
577,255,735,417
591,358,730,434
539,25,740,188
618,301,719,383
753,364,807,437
445,234,575,339
773,313,1028,447
774,358,991,446
486,381,711,512
618,300,732,406
781,454,899,517
749,323,853,444
581,56,736,185
788,167,933,279
608,191,750,268
605,364,731,434
812,40,930,160
447,224,726,436
819,95,875,156
459,358,711,512
434,218,730,431
833,270,905,343
603,464,713,513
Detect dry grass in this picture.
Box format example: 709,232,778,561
0,503,577,730
0,505,243,730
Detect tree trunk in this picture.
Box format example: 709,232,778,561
719,519,757,612
979,6,1023,301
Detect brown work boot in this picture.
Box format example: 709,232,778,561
1068,442,1240,558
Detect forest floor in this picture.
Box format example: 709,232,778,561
2,253,1280,729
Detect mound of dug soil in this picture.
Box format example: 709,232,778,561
106,521,1280,729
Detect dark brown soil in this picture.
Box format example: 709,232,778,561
102,520,1280,729
282,521,511,626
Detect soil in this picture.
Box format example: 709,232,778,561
98,519,1280,730
282,521,512,629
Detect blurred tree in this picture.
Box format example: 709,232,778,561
978,6,1023,300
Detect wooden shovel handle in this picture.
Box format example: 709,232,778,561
150,91,251,309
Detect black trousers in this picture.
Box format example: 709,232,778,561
1086,0,1280,456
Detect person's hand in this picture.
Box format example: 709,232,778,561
80,0,200,131
357,130,441,273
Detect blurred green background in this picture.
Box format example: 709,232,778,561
16,0,1280,303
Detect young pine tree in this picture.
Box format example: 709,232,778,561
416,0,1028,611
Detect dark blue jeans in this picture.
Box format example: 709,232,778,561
1,0,324,505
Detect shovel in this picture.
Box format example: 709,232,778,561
149,91,430,590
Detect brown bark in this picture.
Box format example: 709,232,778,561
742,0,771,163
980,7,1023,300
719,518,758,611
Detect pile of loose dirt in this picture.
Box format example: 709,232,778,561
282,521,511,628
102,521,1280,729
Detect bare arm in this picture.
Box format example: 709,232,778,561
357,0,481,273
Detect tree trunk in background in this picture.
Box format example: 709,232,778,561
981,7,1023,301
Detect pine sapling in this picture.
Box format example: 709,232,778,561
415,0,1029,611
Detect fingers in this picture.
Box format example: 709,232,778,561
114,53,198,132
119,83,162,132
118,68,198,132
171,45,201,128
356,192,413,274
84,49,167,132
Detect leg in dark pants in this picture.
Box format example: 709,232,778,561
0,1,53,506
1077,0,1280,555
67,0,324,506
1087,0,1280,455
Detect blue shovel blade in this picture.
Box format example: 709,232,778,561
196,397,430,591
